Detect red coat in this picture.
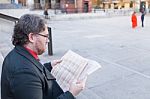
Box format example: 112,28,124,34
131,14,137,28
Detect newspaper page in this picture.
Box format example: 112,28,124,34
79,59,101,80
51,50,101,91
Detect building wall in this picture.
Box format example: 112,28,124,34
100,0,150,9
59,0,92,13
0,0,10,3
18,0,27,6
77,0,83,12
88,0,92,11
124,3,130,8
110,3,114,9
92,0,98,7
51,0,55,8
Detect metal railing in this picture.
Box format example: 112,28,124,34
0,13,19,24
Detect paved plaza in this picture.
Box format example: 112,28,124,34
1,9,150,99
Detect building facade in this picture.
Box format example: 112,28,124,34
59,0,92,13
1,0,149,12
93,0,150,10
16,0,92,13
0,0,18,3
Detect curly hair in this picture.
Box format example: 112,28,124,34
12,14,47,46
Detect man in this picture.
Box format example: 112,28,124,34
1,14,85,99
44,8,49,19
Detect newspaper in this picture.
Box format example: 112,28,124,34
51,50,101,91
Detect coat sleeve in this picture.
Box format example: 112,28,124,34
57,91,75,99
11,68,43,99
44,62,52,72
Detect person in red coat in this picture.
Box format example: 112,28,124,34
131,11,137,28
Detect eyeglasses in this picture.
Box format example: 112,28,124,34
37,33,49,39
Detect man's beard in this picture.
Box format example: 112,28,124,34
35,42,46,55
38,49,45,55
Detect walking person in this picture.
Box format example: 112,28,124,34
131,11,137,29
141,10,145,27
44,8,49,19
1,14,86,99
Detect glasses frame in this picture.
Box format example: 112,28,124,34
37,33,49,39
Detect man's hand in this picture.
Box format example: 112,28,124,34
51,59,62,68
69,76,87,96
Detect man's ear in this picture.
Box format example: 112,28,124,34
28,33,35,43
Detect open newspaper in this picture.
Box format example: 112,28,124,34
51,50,101,91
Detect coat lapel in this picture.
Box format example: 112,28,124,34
15,46,55,80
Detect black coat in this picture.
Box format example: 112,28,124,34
44,10,48,15
141,13,145,21
1,46,75,99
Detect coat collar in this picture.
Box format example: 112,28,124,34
14,45,55,80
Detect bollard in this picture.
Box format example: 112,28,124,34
48,27,53,55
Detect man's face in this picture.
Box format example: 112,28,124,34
34,25,49,55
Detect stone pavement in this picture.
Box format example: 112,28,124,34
1,9,150,99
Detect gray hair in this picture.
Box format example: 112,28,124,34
12,14,47,46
